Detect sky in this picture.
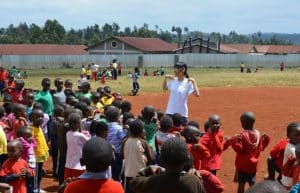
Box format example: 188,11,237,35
0,0,299,34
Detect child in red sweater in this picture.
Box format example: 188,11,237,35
265,138,288,182
182,125,210,170
0,139,33,193
282,143,300,187
62,137,123,193
201,114,228,175
230,112,270,193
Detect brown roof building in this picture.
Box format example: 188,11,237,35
0,44,87,55
87,36,177,55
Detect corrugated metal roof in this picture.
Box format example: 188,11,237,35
114,36,177,52
0,44,87,55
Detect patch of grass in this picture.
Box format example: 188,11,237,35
23,67,300,94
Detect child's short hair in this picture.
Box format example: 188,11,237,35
240,112,255,130
287,122,300,137
204,120,210,132
112,99,122,109
121,100,132,113
90,120,108,137
13,104,25,117
187,120,199,129
3,102,14,115
79,97,91,106
82,137,113,172
244,180,287,193
54,77,63,87
33,102,43,110
141,105,155,122
156,109,165,121
172,113,182,127
105,106,120,122
74,101,88,112
54,105,64,117
68,113,81,126
82,106,94,118
103,86,111,94
159,137,189,168
16,126,31,138
122,112,135,125
129,119,144,137
160,116,173,132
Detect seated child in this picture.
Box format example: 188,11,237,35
230,112,270,193
182,125,210,170
0,139,34,193
130,137,206,193
63,137,124,193
265,137,288,182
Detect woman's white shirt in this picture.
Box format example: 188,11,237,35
166,78,194,118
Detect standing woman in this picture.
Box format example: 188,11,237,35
163,62,199,125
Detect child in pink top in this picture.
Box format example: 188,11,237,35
64,113,90,180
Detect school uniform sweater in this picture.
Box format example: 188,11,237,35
200,169,224,193
269,138,289,170
282,158,300,186
200,130,225,171
230,129,270,174
187,142,210,170
64,179,123,193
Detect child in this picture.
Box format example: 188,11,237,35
0,109,8,166
62,137,123,193
170,113,184,132
64,113,91,180
30,108,49,192
76,82,91,100
9,80,26,105
265,137,288,182
90,120,108,139
282,122,300,189
230,112,270,193
282,143,300,187
16,126,37,193
34,78,54,116
130,137,206,193
105,106,126,181
0,139,33,193
131,67,140,96
200,114,227,175
64,79,75,97
3,102,14,141
121,100,132,115
91,92,104,113
141,105,157,154
123,119,154,193
155,116,176,152
53,78,66,106
101,86,114,106
182,125,210,171
12,104,27,139
25,92,34,120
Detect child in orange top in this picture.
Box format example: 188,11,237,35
12,104,27,139
230,112,270,193
182,125,210,170
201,114,228,175
0,139,33,193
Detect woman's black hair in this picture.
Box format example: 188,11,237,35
174,62,189,78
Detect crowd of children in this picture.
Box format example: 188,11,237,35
0,65,298,193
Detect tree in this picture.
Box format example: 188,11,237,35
42,20,66,43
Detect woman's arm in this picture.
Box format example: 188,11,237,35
162,75,174,91
188,78,200,96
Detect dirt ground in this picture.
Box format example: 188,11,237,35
41,87,300,193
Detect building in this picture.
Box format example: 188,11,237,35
0,44,87,55
86,36,177,55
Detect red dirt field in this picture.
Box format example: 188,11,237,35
42,87,300,193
